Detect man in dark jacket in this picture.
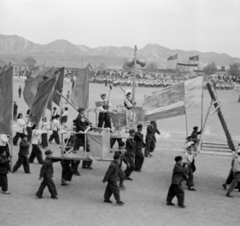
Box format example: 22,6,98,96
124,129,136,180
166,156,188,208
134,124,145,171
13,101,18,121
150,121,160,154
35,150,61,199
0,150,11,194
145,121,155,157
102,152,124,205
13,136,30,173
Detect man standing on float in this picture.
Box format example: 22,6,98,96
98,93,112,128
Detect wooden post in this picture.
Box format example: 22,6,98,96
132,46,137,103
11,63,14,166
206,82,236,151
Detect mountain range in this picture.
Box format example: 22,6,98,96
0,34,239,69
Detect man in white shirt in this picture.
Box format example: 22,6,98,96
49,115,60,145
41,117,50,149
98,93,112,128
29,125,43,164
61,107,68,125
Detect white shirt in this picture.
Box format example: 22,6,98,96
32,129,42,145
52,119,60,131
98,99,112,112
16,118,25,133
185,152,194,163
41,121,50,133
62,110,68,117
124,96,133,109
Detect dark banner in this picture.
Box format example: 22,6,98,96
177,63,198,67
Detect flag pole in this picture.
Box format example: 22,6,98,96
184,103,188,138
200,74,204,130
11,63,14,169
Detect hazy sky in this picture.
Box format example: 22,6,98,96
1,0,240,57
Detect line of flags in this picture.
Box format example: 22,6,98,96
167,54,199,61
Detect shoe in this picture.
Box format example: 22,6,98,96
25,172,31,174
188,187,196,191
73,172,81,176
178,204,186,208
226,193,234,198
134,169,141,172
51,196,58,199
61,182,69,186
88,166,93,170
36,195,43,198
13,144,17,146
2,191,10,194
126,177,133,181
116,201,124,205
222,184,227,190
167,202,175,206
29,162,33,164
82,166,87,169
104,200,112,203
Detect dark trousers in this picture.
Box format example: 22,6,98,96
98,112,111,128
227,172,240,194
41,133,48,148
124,154,135,178
104,181,120,202
61,163,73,182
73,134,84,151
110,138,123,149
186,165,194,188
135,154,144,171
0,174,8,192
19,92,21,98
82,159,93,168
26,127,32,142
118,169,126,185
13,155,30,173
36,176,58,197
71,160,81,173
49,130,60,144
166,184,185,205
145,138,154,156
13,132,24,145
29,144,43,164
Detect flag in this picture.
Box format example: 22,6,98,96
0,66,13,134
109,112,127,130
71,67,89,108
143,76,203,121
30,74,58,125
189,55,199,61
167,54,178,60
23,67,54,109
52,67,65,106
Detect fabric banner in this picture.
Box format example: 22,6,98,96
71,67,89,108
167,54,178,60
177,63,198,67
0,66,13,134
109,111,127,130
87,129,110,158
23,67,55,109
52,67,65,106
30,74,58,125
142,76,203,121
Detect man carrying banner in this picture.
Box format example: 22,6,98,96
98,93,112,128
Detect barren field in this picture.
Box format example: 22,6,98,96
1,82,240,226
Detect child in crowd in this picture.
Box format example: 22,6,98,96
134,124,145,171
0,150,11,194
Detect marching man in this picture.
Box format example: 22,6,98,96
98,93,112,128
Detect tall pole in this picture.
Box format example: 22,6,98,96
11,63,14,168
132,46,137,103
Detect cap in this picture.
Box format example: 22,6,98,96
113,152,120,159
45,149,53,155
193,126,198,130
100,93,106,98
129,129,135,134
175,156,182,162
137,124,143,129
78,107,85,112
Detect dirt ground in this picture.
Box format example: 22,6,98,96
1,82,240,226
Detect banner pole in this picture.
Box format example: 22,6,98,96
10,63,14,170
184,104,188,138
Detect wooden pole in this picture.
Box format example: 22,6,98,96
206,82,236,151
184,105,188,138
200,75,204,130
11,63,14,167
132,46,137,103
